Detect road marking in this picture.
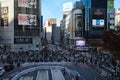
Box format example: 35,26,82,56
36,70,49,80
51,69,65,80
19,76,33,80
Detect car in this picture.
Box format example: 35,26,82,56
0,66,5,76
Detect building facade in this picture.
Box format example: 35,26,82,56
60,1,85,49
83,0,115,39
115,7,120,30
89,0,108,39
0,0,41,51
44,18,60,44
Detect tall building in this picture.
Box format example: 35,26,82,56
0,0,41,51
107,0,115,30
115,7,120,30
48,18,56,25
83,0,109,39
82,0,91,31
89,0,107,38
60,1,85,49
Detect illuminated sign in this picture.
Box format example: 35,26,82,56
92,19,104,27
107,1,114,8
107,8,115,13
74,39,86,48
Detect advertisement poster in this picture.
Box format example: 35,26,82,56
18,0,37,8
92,19,104,27
1,7,8,27
18,14,37,26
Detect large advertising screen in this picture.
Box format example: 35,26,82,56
74,39,85,48
91,8,106,29
18,14,37,26
92,19,104,27
18,0,37,8
76,40,85,46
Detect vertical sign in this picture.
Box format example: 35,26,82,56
107,8,115,29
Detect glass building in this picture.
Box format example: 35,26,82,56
82,0,108,39
82,0,91,31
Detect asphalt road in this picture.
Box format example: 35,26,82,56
0,62,106,80
65,64,105,80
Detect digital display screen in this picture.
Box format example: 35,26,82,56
92,19,104,27
75,40,85,47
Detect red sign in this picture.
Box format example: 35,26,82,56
19,15,27,22
118,7,120,12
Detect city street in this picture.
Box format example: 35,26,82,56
0,44,120,80
0,62,106,80
0,0,120,80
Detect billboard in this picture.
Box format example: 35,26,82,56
107,1,114,8
107,8,115,14
74,39,85,48
18,14,37,26
63,2,73,14
92,19,104,27
91,8,106,29
18,0,37,8
1,7,8,27
76,40,85,46
118,7,120,13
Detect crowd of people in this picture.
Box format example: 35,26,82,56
0,45,120,79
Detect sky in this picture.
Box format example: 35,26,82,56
42,0,120,26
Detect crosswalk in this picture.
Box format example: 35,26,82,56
36,70,49,80
18,69,65,80
19,76,33,80
51,69,65,80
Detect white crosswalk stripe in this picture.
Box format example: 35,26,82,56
36,70,49,80
51,69,65,80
